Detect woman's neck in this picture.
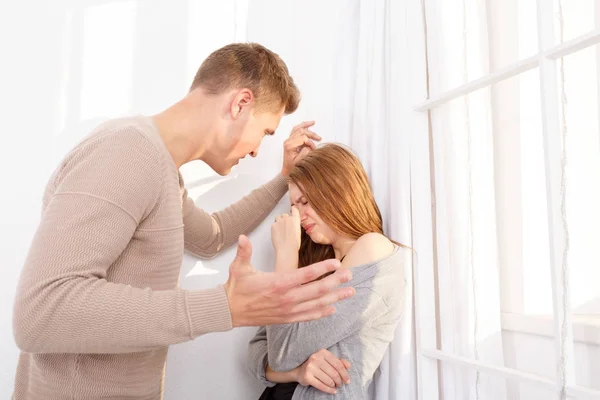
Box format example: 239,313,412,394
332,236,356,260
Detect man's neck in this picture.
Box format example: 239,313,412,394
151,98,215,169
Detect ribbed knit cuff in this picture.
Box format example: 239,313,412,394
186,285,233,337
262,173,288,202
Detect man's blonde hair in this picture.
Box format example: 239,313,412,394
190,43,300,114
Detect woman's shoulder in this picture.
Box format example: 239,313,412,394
342,233,395,268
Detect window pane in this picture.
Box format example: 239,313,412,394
554,0,599,44
424,0,538,95
557,44,600,318
558,43,600,389
430,69,559,378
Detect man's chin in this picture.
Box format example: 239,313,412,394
216,167,232,176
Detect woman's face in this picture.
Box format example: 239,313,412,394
289,183,339,245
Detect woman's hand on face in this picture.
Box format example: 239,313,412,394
271,207,302,271
292,348,352,394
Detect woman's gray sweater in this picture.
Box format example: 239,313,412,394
247,246,409,399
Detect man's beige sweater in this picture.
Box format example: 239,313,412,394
12,116,287,399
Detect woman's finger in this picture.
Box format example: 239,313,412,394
291,207,300,220
325,354,350,384
317,358,343,387
341,359,352,370
308,372,338,394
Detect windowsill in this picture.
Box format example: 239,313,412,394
501,312,600,346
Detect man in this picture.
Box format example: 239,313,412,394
12,43,354,399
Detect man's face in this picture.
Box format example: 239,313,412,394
215,105,285,175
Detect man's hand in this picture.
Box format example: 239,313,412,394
271,207,302,272
224,235,355,327
281,121,322,176
293,349,352,394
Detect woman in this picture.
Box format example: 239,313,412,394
247,144,410,399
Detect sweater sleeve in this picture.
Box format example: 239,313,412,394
182,174,288,258
265,286,391,372
247,326,277,388
12,130,232,354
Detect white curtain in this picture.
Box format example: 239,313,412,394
333,1,417,399
423,0,507,399
422,0,600,398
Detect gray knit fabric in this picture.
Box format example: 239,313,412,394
247,245,409,399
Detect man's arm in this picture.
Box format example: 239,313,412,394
182,174,288,258
13,131,233,354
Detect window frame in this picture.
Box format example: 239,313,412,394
409,0,600,398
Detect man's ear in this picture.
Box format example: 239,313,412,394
230,89,254,119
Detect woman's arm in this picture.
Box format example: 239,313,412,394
265,364,298,383
248,328,351,394
266,233,400,372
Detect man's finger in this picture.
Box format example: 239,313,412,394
279,306,336,324
279,267,353,303
303,138,317,150
292,121,315,132
304,129,322,141
295,128,321,141
285,134,316,151
230,235,253,275
280,286,355,315
296,146,311,161
272,259,342,292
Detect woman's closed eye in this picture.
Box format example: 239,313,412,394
290,200,308,212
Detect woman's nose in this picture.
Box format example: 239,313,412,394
299,210,308,221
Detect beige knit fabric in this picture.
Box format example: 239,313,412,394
12,116,288,399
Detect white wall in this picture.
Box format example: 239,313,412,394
0,1,66,396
